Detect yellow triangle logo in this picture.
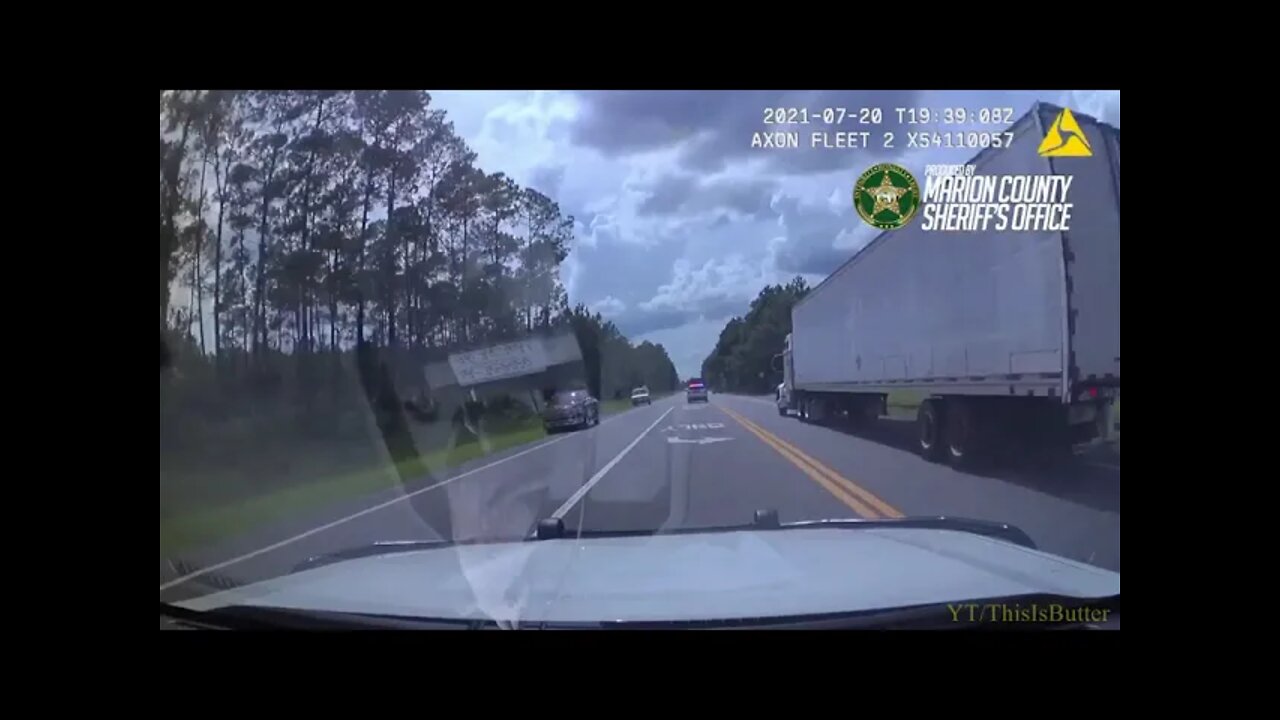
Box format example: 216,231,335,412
1038,108,1093,157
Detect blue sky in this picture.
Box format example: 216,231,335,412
414,90,1118,378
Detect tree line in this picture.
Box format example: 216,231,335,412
700,277,809,395
159,90,677,405
566,305,681,399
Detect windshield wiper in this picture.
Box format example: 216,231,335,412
290,511,1035,576
160,601,486,630
531,510,1036,549
771,516,1035,549
292,539,454,573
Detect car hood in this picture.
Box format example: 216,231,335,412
176,525,1119,625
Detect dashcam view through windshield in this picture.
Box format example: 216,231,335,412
160,90,1120,629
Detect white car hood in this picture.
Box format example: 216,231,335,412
177,527,1119,624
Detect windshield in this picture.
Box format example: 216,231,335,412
161,89,1120,626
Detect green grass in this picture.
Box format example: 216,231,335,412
601,398,634,415
160,393,679,555
602,397,645,415
601,392,670,416
160,418,546,555
887,389,926,413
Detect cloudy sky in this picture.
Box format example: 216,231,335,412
430,90,1120,379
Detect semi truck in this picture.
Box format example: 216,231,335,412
775,102,1119,467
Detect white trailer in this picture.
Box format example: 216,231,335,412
776,102,1119,467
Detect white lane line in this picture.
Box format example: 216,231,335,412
160,398,675,593
551,406,674,519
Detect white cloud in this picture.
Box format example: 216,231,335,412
640,256,763,314
1063,90,1120,127
559,251,583,301
590,295,626,316
473,91,578,171
429,90,1117,378
572,217,596,248
584,212,619,247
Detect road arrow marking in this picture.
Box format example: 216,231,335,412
667,436,734,445
662,422,726,432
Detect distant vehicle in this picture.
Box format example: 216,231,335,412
164,512,1119,629
774,102,1120,468
542,389,599,433
630,386,652,406
686,378,708,403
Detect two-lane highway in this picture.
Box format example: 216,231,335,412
159,391,1120,603
716,394,1120,571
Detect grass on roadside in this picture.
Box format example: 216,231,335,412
886,389,926,415
160,393,672,555
600,398,633,415
601,392,671,416
160,418,546,555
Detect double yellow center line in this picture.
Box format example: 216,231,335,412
720,405,903,520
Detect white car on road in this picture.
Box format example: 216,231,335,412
630,386,652,406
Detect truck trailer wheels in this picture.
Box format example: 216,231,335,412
919,397,1078,470
917,399,946,462
797,396,812,423
918,397,986,468
843,395,882,431
945,399,984,470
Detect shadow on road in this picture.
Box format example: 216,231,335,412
822,415,1121,515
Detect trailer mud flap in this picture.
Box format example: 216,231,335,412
1068,403,1098,426
1104,393,1121,443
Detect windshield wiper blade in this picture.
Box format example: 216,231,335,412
531,511,1035,549
291,513,1035,575
161,601,487,630
292,539,453,573
779,517,1036,549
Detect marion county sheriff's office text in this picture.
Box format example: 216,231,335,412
920,165,1074,232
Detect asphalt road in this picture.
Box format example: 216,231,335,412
159,392,1121,603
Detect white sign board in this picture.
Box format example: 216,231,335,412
448,339,549,387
